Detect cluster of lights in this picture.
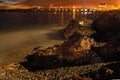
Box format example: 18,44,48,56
35,8,96,13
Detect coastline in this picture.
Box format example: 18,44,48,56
0,25,65,66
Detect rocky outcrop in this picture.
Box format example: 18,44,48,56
59,19,104,63
22,36,98,70
57,36,95,61
63,19,95,39
63,19,81,38
92,34,120,62
91,11,120,61
23,45,60,70
92,11,120,42
22,18,105,71
19,10,120,79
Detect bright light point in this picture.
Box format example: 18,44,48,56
81,8,84,11
84,12,88,15
79,21,84,25
89,12,92,14
73,9,76,12
84,9,88,11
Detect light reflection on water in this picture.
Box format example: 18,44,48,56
0,11,83,30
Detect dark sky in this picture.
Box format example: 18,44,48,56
0,0,119,7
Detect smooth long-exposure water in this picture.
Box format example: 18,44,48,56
0,11,83,66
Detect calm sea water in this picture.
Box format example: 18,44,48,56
0,11,86,65
0,11,84,30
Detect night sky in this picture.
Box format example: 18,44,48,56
0,0,119,7
24,0,119,6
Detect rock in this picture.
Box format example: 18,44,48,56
63,19,82,38
1,10,120,80
87,62,120,80
92,10,120,42
103,62,120,79
65,76,92,80
33,45,59,56
1,62,115,80
22,18,106,70
92,33,120,61
63,19,95,39
91,10,120,62
57,36,96,62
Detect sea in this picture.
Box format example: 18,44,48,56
0,11,85,31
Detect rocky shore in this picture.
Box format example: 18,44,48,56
0,10,120,80
0,62,117,80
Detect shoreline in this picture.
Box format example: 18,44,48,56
0,25,65,66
